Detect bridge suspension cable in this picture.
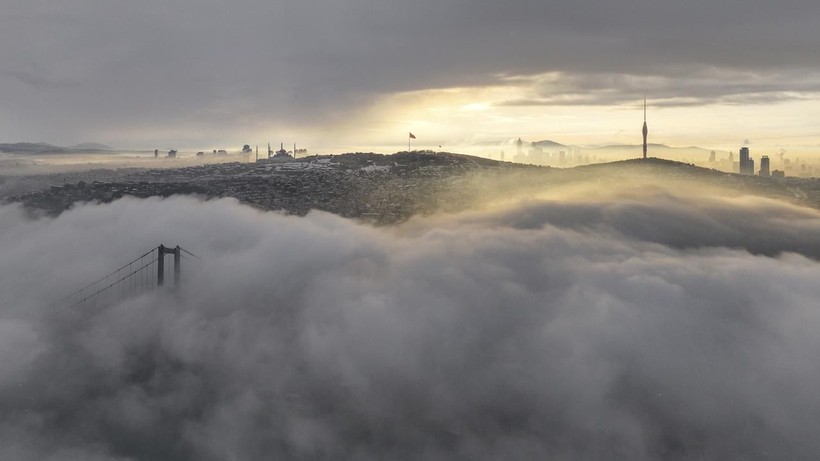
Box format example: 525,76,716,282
53,244,198,309
180,247,201,259
66,256,159,308
52,248,157,307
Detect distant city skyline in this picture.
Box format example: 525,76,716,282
2,1,820,154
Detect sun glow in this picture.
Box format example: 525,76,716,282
311,78,820,157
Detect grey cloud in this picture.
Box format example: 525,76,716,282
497,70,820,107
2,0,820,144
2,187,820,459
453,190,820,258
0,70,82,90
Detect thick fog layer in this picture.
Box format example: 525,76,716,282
2,192,820,460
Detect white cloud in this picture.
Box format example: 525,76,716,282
2,190,820,459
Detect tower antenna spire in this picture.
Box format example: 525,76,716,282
642,97,648,159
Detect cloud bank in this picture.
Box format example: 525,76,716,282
2,190,820,459
498,70,820,108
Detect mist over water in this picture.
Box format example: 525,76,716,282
2,187,820,460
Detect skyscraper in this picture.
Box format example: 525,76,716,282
759,155,770,176
739,147,753,175
642,98,648,159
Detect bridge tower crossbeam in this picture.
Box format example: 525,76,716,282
157,244,182,287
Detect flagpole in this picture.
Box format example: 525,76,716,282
408,133,411,152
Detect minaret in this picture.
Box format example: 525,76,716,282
642,98,648,159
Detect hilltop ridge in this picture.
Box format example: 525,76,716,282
5,151,820,221
0,141,113,154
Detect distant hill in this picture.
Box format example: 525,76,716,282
532,140,567,148
68,142,112,150
592,143,703,150
0,142,113,155
585,143,727,161
476,139,726,162
476,139,568,148
0,142,57,153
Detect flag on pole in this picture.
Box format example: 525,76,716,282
409,132,416,139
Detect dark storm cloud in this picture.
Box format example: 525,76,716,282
1,0,820,144
2,188,820,459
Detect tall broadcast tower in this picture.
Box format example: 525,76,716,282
642,98,648,159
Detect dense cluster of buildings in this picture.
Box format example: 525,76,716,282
5,152,820,221
499,138,588,166
735,147,780,177
7,153,511,223
150,143,308,161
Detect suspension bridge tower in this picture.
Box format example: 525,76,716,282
156,244,181,287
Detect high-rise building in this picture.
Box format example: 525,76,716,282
642,98,648,159
759,155,770,176
739,147,754,175
529,143,546,164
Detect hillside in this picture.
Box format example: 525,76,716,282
0,142,113,154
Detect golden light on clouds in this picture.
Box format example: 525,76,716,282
307,78,820,157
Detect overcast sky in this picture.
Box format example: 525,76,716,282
2,0,820,152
